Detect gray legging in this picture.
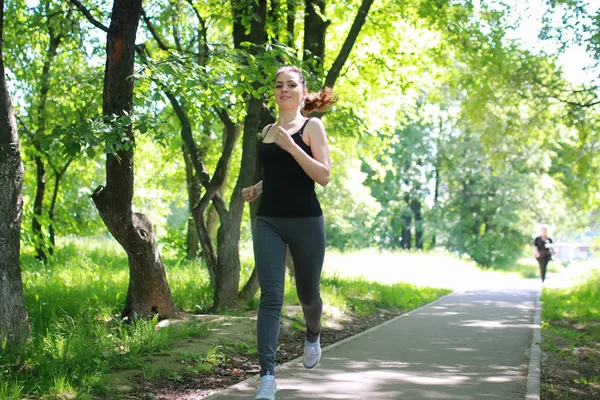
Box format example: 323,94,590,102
254,215,326,377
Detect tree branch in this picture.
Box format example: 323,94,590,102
68,0,109,32
207,106,238,210
531,75,600,109
184,0,209,66
141,8,169,51
15,115,34,140
324,0,374,88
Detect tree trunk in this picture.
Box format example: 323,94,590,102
214,92,264,308
214,215,241,308
161,86,219,288
286,0,295,47
401,222,412,249
206,124,240,241
303,0,328,76
31,33,61,262
269,0,281,42
411,197,423,250
92,0,177,319
0,0,30,349
431,160,440,249
238,107,275,302
206,0,267,310
32,155,47,261
183,145,200,260
401,194,412,249
431,117,443,249
48,159,72,254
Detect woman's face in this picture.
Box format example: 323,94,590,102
274,71,306,111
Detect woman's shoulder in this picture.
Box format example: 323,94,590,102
260,123,275,137
305,117,326,137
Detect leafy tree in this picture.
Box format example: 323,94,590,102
0,0,30,350
7,1,103,261
72,0,179,318
362,120,432,250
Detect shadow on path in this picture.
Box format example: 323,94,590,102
207,286,540,400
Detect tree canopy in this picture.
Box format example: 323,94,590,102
2,0,598,307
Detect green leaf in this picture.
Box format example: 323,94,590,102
86,147,96,159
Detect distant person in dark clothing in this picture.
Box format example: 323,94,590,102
534,226,554,282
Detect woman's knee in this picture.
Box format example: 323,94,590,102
260,287,284,309
299,295,322,310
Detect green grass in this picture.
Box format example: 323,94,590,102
541,262,600,398
542,263,600,324
1,236,451,399
319,275,448,316
0,237,216,399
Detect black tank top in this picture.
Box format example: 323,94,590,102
257,118,323,218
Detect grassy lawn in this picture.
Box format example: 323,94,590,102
0,237,454,399
541,260,600,400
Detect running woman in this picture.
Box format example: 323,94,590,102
242,65,335,400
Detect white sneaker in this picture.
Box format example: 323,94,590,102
303,337,321,369
255,372,276,400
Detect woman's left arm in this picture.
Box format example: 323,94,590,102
275,119,330,186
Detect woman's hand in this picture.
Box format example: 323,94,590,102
242,185,260,202
274,126,299,154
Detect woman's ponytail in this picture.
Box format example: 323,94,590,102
302,87,337,115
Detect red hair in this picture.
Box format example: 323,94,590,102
275,66,337,115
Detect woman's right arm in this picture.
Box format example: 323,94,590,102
242,180,263,202
242,125,269,202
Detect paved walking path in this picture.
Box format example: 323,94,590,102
206,280,541,399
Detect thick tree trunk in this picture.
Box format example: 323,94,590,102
92,0,177,319
214,216,241,308
0,0,30,349
303,0,328,76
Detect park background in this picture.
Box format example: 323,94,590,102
0,0,599,399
